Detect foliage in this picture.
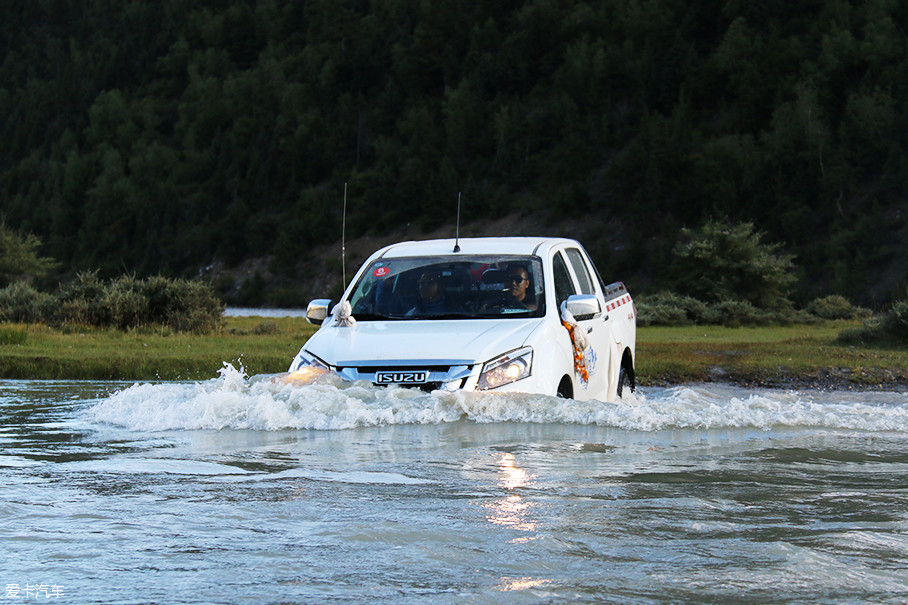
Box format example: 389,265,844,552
672,221,796,310
3,273,223,333
838,300,908,346
0,282,56,323
636,290,816,327
57,270,110,325
0,222,58,287
807,295,872,320
635,292,716,326
1,1,906,304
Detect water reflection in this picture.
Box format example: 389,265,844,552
495,576,553,592
483,453,537,534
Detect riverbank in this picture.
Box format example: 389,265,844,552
638,323,907,390
0,318,905,389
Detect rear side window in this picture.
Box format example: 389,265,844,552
552,252,577,308
565,248,594,295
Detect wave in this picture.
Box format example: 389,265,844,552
87,363,908,433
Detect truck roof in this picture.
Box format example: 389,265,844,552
376,237,578,258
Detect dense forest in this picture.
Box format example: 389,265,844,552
1,0,906,306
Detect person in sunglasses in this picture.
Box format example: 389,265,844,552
502,264,537,311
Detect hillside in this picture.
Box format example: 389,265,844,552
1,1,906,305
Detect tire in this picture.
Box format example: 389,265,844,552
617,365,635,398
556,376,573,399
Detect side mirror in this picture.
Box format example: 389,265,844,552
306,299,333,325
565,294,601,321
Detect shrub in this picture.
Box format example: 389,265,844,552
160,279,224,333
105,275,149,329
837,300,908,346
807,295,872,320
58,271,108,325
0,282,55,323
635,292,719,326
636,291,818,327
55,273,224,333
712,299,764,326
253,320,280,335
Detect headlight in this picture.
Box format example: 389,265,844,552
477,347,533,390
281,351,331,385
294,350,329,372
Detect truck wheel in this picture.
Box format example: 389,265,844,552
557,376,573,399
617,366,633,398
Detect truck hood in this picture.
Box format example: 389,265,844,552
304,318,542,367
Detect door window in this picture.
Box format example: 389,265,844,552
552,252,578,309
565,248,594,295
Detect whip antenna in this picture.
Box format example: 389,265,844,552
453,192,461,253
342,182,347,288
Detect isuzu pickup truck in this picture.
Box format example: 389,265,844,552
288,237,636,402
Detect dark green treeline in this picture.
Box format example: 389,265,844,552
1,0,906,304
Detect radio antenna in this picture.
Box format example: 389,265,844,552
342,182,347,288
453,192,461,253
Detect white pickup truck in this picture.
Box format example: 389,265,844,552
289,237,636,401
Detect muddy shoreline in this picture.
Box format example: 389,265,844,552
644,367,908,392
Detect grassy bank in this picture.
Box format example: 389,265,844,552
638,322,907,389
0,317,318,381
0,318,905,389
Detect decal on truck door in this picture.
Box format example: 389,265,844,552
561,319,589,387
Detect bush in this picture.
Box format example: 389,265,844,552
253,320,280,335
837,300,908,346
636,290,818,327
160,279,224,333
105,276,149,329
58,271,108,325
0,282,55,323
712,299,765,326
636,292,719,326
56,273,224,332
807,295,872,320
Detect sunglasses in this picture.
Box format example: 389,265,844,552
507,275,528,284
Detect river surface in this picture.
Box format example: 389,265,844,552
3,369,908,604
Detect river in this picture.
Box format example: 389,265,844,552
3,370,907,603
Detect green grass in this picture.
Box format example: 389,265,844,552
0,317,318,381
0,318,905,388
638,322,907,388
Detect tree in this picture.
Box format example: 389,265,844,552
0,221,58,287
672,220,796,310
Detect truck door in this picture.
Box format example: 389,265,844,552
555,248,613,401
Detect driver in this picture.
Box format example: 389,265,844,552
503,264,537,310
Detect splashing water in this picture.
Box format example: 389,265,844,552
88,363,908,432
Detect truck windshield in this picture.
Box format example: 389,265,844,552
347,255,545,320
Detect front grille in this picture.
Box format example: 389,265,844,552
335,365,471,391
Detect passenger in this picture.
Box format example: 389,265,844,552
407,270,461,316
